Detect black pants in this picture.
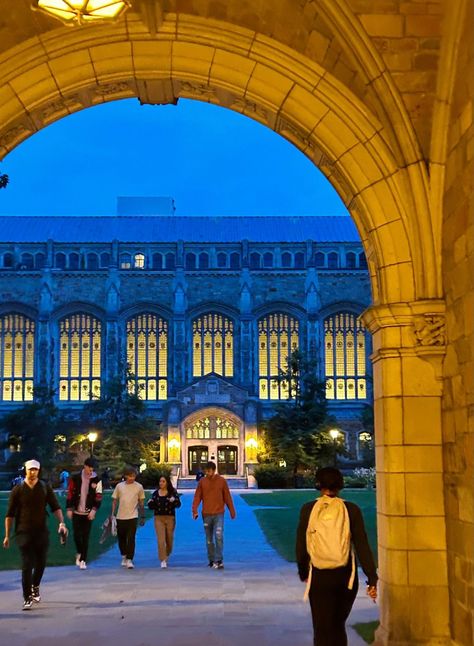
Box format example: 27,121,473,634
72,514,93,561
117,518,138,559
308,566,359,646
16,531,49,600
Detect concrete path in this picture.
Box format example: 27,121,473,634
0,491,378,646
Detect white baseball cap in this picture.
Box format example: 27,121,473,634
25,459,40,470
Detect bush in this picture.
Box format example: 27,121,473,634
254,464,289,488
343,476,367,488
138,464,172,489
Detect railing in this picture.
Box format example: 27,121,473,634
245,465,249,489
174,465,181,490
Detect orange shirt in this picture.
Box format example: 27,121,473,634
192,474,236,518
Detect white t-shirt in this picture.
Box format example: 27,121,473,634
112,481,145,519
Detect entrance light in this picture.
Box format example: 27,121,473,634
32,1,131,26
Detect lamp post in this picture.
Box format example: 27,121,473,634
329,429,340,467
87,431,98,457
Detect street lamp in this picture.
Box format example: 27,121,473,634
329,428,340,467
87,431,98,456
32,1,131,27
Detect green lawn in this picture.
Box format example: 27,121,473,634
241,489,377,564
0,491,154,570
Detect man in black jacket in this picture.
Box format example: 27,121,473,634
66,457,102,570
3,459,67,610
296,467,377,646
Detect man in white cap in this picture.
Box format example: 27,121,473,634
3,459,68,611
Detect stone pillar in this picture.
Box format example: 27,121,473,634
239,266,253,389
363,301,450,646
105,268,120,382
172,266,187,389
37,268,53,388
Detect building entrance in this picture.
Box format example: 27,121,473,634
188,446,208,475
217,445,237,475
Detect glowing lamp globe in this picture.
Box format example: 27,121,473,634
33,1,131,26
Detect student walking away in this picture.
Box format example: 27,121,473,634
111,466,145,569
3,459,68,611
66,457,102,570
192,461,236,569
296,467,377,646
59,468,70,496
148,475,181,568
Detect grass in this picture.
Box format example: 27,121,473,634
240,489,377,564
353,620,380,643
0,491,154,570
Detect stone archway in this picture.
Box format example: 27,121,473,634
0,3,472,644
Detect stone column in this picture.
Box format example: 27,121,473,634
172,266,187,389
239,265,253,390
37,268,54,388
105,268,120,382
363,301,450,646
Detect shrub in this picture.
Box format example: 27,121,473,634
254,464,289,488
353,466,376,488
137,463,172,489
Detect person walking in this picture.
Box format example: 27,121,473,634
66,457,102,570
111,466,145,569
148,474,181,568
296,467,377,646
192,461,236,569
59,468,70,497
3,459,68,610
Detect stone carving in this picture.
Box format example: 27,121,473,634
413,315,446,347
39,96,81,122
0,124,32,148
231,97,268,121
95,82,131,97
277,117,319,157
179,81,215,100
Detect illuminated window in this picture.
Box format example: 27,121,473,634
193,313,234,378
126,313,168,400
185,415,239,439
258,313,299,400
134,253,145,269
324,313,367,401
315,252,325,267
59,313,102,401
0,314,35,402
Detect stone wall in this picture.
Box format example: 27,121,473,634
442,3,474,644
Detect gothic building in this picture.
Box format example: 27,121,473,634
0,210,372,477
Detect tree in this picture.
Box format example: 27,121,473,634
79,366,160,471
259,351,338,478
358,404,375,466
0,172,8,189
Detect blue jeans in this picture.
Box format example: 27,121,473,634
203,513,224,563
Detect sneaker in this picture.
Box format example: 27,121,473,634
213,560,224,569
126,559,134,569
207,561,214,568
121,556,127,567
160,560,168,568
75,554,81,566
22,598,33,611
31,586,41,603
79,560,87,570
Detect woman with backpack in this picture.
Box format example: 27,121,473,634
147,475,181,568
296,467,377,646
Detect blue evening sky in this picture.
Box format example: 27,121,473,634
0,98,347,217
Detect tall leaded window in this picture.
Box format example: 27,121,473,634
0,314,35,402
324,313,367,400
127,313,168,400
185,414,239,439
192,313,234,378
59,314,101,401
258,313,299,400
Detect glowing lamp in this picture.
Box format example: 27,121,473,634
33,1,131,26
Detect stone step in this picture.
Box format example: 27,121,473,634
177,477,249,489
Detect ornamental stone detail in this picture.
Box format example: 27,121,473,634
412,314,446,347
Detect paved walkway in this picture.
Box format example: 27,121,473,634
0,492,378,646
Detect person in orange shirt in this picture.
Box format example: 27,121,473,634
192,461,236,569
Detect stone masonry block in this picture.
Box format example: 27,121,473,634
405,473,444,516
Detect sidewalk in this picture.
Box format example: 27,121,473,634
0,491,378,646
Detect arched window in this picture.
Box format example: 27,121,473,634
127,313,168,400
282,252,292,267
258,313,299,400
249,252,261,269
20,253,34,270
69,253,80,270
185,253,196,270
55,253,66,269
152,253,162,270
346,252,356,269
198,252,209,269
185,414,239,439
87,253,99,270
35,253,46,269
120,253,131,269
59,313,101,401
230,252,240,269
324,312,367,401
100,252,110,268
358,431,374,462
134,253,145,269
217,252,227,268
328,252,339,269
294,252,305,269
3,253,13,268
193,313,234,378
359,252,368,269
315,252,325,267
263,252,273,268
165,253,175,270
0,313,34,402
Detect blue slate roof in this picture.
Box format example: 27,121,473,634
0,215,360,243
